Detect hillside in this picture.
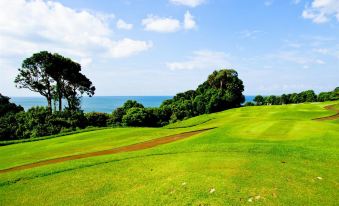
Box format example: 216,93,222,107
0,101,338,205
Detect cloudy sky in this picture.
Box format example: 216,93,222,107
0,0,338,96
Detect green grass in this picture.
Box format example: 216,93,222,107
0,101,338,205
0,127,106,146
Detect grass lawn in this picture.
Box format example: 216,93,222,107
0,101,338,205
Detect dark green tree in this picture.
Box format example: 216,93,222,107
85,112,109,127
253,95,264,106
15,51,55,112
122,107,150,127
0,93,24,117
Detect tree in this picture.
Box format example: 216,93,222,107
331,87,339,100
16,51,95,112
85,112,109,127
298,90,317,102
253,95,264,106
289,93,299,103
281,94,289,104
0,93,24,117
154,69,245,123
205,69,245,108
244,102,255,106
110,100,145,126
0,113,19,140
110,107,126,126
15,51,55,112
63,72,95,111
122,100,144,111
265,95,277,105
317,92,330,102
122,107,150,127
193,95,207,115
51,56,95,111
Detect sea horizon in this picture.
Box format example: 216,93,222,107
10,96,256,113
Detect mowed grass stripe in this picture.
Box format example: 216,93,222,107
0,128,214,174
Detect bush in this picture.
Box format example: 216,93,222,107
244,102,255,106
0,113,18,140
0,105,89,141
122,108,151,127
85,112,109,127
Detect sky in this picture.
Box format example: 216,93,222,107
0,0,338,97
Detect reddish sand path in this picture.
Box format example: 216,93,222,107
313,104,339,121
0,128,214,174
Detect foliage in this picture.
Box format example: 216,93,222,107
244,102,255,106
109,100,145,126
0,105,91,141
85,112,109,127
122,108,151,127
0,93,24,117
253,88,338,106
15,51,95,112
159,69,245,123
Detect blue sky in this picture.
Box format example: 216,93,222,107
0,0,338,96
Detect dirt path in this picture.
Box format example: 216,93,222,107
0,128,214,174
313,104,339,121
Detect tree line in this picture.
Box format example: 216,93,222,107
0,51,245,140
0,67,245,140
1,51,338,141
246,88,339,106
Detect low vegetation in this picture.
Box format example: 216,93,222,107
252,88,338,106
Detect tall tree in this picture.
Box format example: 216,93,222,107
205,69,245,108
15,51,95,112
46,53,69,111
15,51,54,112
63,70,95,111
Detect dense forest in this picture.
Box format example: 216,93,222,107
0,51,338,141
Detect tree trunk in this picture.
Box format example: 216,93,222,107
58,96,62,111
47,97,52,113
53,100,56,112
65,96,71,110
57,82,62,111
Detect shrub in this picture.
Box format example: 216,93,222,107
85,112,109,127
122,108,151,127
244,102,255,106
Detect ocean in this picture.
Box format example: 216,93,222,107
10,96,255,113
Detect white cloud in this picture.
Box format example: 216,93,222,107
116,19,133,30
142,15,181,33
166,50,231,70
169,0,205,7
142,12,197,33
302,0,339,23
108,38,153,58
184,11,196,30
0,0,151,60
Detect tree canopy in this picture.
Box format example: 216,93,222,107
15,51,95,112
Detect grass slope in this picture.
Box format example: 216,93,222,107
0,101,338,205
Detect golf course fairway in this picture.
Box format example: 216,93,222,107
0,101,338,205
